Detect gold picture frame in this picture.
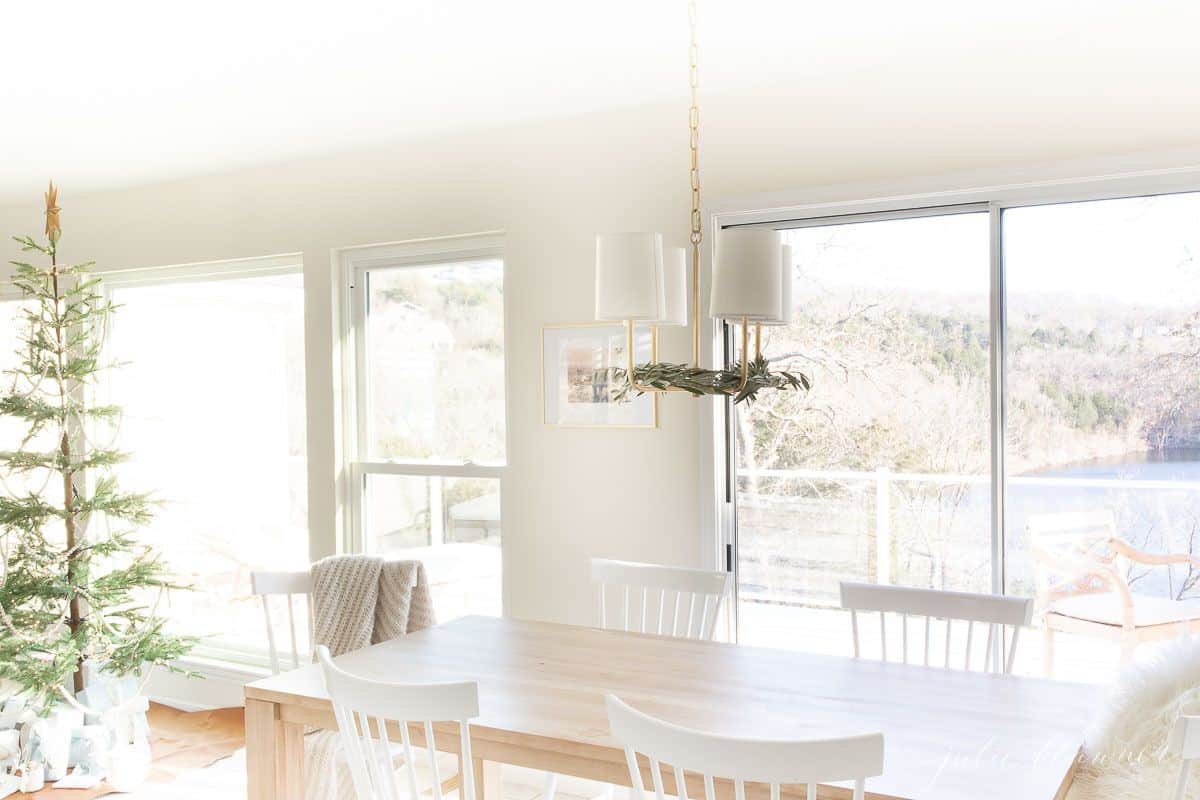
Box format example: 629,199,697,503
541,323,658,428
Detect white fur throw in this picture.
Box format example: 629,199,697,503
306,556,437,800
1069,635,1200,799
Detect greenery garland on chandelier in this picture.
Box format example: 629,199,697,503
612,355,810,405
0,183,193,710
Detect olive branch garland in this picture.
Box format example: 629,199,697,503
606,354,811,405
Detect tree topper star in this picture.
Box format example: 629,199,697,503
44,181,61,242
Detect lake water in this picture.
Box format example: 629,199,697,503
1036,447,1200,481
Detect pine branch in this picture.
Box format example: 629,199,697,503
0,495,58,530
11,235,51,255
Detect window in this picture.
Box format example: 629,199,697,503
100,261,308,663
729,186,1200,682
347,235,505,620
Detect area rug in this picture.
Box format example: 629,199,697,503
16,704,244,799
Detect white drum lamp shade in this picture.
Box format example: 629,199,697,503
710,228,783,320
759,244,794,327
595,232,665,322
658,246,688,326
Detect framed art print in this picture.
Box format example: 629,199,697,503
541,323,657,428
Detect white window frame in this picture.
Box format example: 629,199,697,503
704,161,1200,640
97,253,307,669
338,232,507,560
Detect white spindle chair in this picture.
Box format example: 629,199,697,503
250,570,313,674
839,581,1034,674
1172,715,1200,800
592,558,731,640
544,559,732,800
317,645,478,800
606,694,884,800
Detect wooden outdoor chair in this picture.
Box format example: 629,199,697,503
1028,510,1200,675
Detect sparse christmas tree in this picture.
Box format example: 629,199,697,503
0,183,193,711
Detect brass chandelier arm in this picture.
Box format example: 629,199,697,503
627,320,658,393
736,316,751,391
626,321,691,394
625,316,751,395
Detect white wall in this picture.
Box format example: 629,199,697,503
1,91,1199,632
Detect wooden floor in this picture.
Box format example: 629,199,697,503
19,703,246,799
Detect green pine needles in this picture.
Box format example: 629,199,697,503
0,186,194,711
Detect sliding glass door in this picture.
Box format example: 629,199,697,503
731,188,1200,678
736,210,991,655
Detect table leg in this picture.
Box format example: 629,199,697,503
472,757,503,800
246,698,279,800
276,716,305,800
246,699,305,800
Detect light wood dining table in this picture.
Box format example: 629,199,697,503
243,615,1097,800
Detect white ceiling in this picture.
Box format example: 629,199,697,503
2,0,1198,200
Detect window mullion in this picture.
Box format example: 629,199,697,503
988,202,1007,603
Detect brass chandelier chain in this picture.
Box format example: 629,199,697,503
688,0,703,366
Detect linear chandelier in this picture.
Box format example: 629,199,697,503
593,1,809,404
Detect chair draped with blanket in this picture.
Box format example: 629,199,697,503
253,556,439,800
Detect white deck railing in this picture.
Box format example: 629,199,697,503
738,466,1200,587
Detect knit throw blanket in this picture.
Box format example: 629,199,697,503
1069,635,1200,799
306,556,437,800
312,556,437,656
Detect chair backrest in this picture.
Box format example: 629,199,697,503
1026,510,1121,603
839,581,1034,674
591,558,731,641
1172,715,1200,800
317,645,479,800
606,694,884,800
251,570,313,674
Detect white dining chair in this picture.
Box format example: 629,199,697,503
317,645,479,800
544,559,732,800
839,581,1034,674
606,693,884,800
1172,715,1200,800
591,558,731,640
250,570,314,674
